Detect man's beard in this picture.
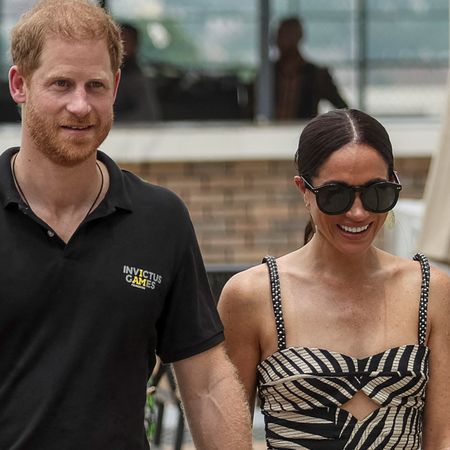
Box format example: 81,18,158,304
24,99,113,167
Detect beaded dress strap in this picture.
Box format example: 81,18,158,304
262,256,286,350
413,253,430,345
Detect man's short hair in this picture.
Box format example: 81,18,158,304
278,16,304,42
10,0,123,78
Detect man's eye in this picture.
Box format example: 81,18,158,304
54,80,69,88
90,81,104,88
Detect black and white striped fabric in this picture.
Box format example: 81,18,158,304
258,253,430,449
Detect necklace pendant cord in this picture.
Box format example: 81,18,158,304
86,161,104,217
11,153,104,221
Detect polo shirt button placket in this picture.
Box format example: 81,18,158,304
47,229,55,238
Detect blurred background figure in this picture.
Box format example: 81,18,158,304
274,17,348,120
115,23,161,122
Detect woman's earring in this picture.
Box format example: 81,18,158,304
385,210,396,229
304,193,310,210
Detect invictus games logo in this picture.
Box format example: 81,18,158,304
123,265,163,290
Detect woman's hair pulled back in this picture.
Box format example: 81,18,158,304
295,108,394,179
295,109,395,244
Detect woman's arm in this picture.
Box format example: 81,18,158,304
218,271,264,418
422,267,450,449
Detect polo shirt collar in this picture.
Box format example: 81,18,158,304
0,147,133,213
96,150,133,214
0,147,21,208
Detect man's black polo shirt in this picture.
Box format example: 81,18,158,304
0,147,224,450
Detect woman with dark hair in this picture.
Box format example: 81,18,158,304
219,109,450,448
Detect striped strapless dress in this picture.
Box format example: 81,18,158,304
257,254,430,449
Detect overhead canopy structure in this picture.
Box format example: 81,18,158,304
417,82,450,264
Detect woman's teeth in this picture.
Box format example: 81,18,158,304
339,224,369,233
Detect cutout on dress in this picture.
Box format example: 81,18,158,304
340,390,381,421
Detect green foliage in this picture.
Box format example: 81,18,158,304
144,382,157,442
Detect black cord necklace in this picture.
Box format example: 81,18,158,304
11,152,104,220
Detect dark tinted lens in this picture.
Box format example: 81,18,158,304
316,185,353,214
363,183,399,212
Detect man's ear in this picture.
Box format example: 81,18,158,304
9,66,27,104
112,69,121,101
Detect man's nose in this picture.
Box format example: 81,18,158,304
65,87,91,117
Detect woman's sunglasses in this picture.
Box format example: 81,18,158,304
301,173,402,215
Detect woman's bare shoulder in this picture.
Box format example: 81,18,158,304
379,251,430,278
219,262,270,308
218,261,274,348
393,253,450,285
383,252,450,309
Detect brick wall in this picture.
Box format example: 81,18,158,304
119,156,430,265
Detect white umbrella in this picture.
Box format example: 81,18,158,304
417,80,450,264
